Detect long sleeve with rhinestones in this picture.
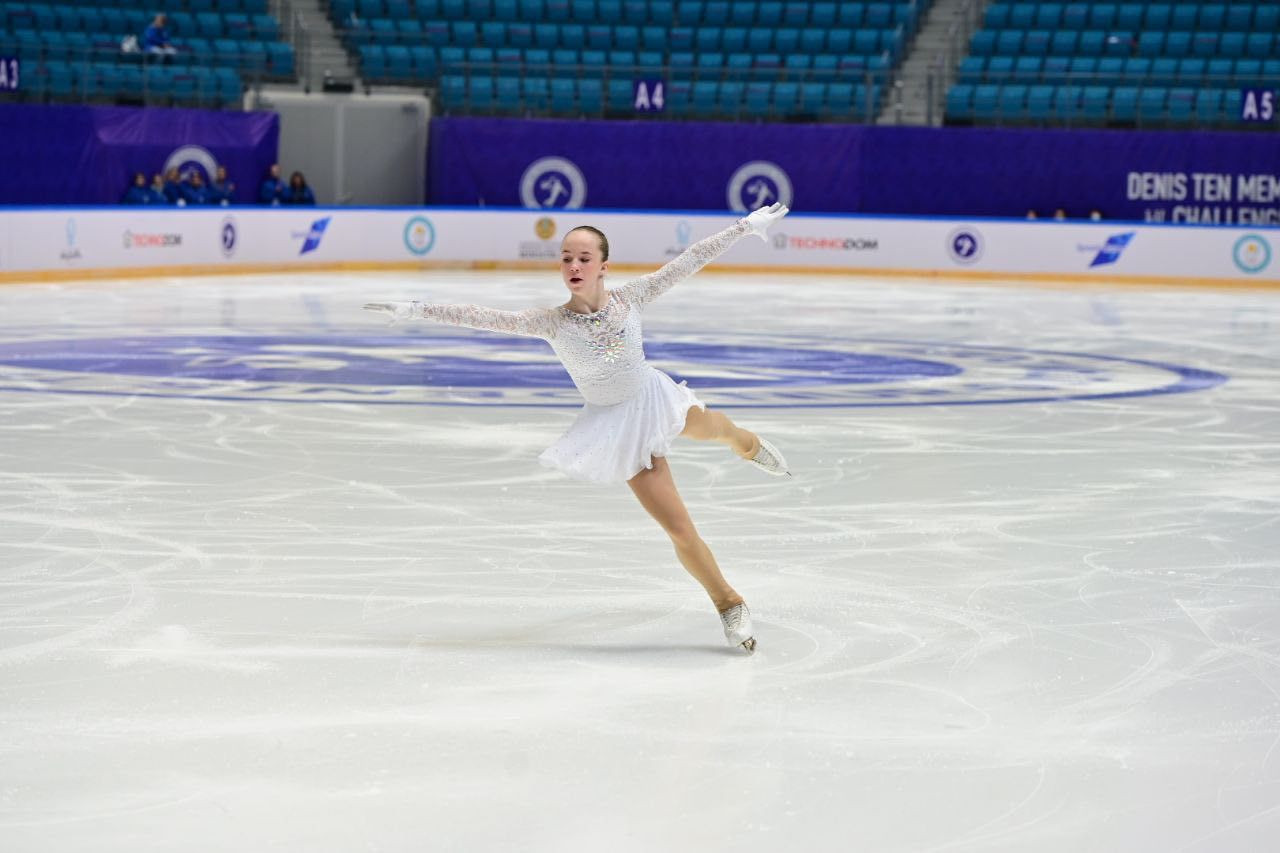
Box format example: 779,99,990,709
411,303,559,340
611,219,752,307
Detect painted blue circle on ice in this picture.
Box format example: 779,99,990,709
0,333,1227,408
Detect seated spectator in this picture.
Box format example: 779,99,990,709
142,13,177,64
121,172,150,205
283,171,316,206
1088,208,1103,221
148,173,168,204
208,165,236,206
162,167,186,205
181,171,211,206
1052,207,1067,220
259,163,285,206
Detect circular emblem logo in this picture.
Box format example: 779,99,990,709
220,217,237,257
947,228,984,265
403,216,436,256
534,216,557,240
1232,234,1271,274
726,161,794,213
519,157,587,209
0,334,1227,409
163,145,219,184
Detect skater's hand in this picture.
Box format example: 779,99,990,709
362,301,417,324
743,202,789,241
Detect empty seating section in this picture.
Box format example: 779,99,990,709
336,0,931,121
947,1,1280,127
0,1,293,108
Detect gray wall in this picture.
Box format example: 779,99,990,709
251,88,431,206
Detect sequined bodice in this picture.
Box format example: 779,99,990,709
551,295,647,405
411,219,751,406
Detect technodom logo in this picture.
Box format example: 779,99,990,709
0,332,1226,408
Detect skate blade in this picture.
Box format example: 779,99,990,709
740,637,756,654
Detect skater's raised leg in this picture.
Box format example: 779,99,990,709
682,406,789,476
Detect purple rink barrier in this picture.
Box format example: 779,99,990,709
0,103,279,205
427,117,1280,225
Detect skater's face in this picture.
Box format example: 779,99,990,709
560,230,608,294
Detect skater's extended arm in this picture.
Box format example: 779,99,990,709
362,302,558,339
613,203,789,307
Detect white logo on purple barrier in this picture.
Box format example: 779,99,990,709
727,161,794,213
519,157,587,210
164,145,219,184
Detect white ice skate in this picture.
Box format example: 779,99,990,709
719,603,757,654
747,437,790,477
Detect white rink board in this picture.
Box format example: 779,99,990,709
0,207,1276,282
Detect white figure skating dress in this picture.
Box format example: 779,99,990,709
403,219,753,484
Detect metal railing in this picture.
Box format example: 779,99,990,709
925,0,985,123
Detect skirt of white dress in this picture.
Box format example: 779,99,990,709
538,366,704,484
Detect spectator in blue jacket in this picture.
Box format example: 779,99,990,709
181,170,211,206
142,13,177,64
259,162,285,205
162,167,185,205
284,171,316,206
121,172,151,205
147,173,168,204
208,165,236,206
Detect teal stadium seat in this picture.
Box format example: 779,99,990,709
1179,58,1206,86
1026,84,1054,121
1151,57,1179,87
772,80,798,116
946,83,973,121
1043,56,1071,84
987,56,1014,82
1170,4,1198,31
1081,85,1109,121
972,83,999,120
999,83,1028,120
494,77,522,114
1138,87,1168,124
1111,86,1140,123
578,77,603,113
1168,88,1196,125
1035,4,1062,30
1116,4,1143,30
1054,84,1083,121
825,81,854,119
1062,4,1089,30
1008,4,1034,30
1089,4,1117,30
1144,4,1171,30
958,56,984,84
549,77,576,115
1195,89,1224,123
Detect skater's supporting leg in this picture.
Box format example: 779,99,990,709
680,406,758,458
627,456,743,612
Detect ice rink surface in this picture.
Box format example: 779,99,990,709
1,267,1278,852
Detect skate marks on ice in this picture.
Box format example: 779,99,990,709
0,272,1278,852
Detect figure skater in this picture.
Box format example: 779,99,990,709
363,203,791,653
